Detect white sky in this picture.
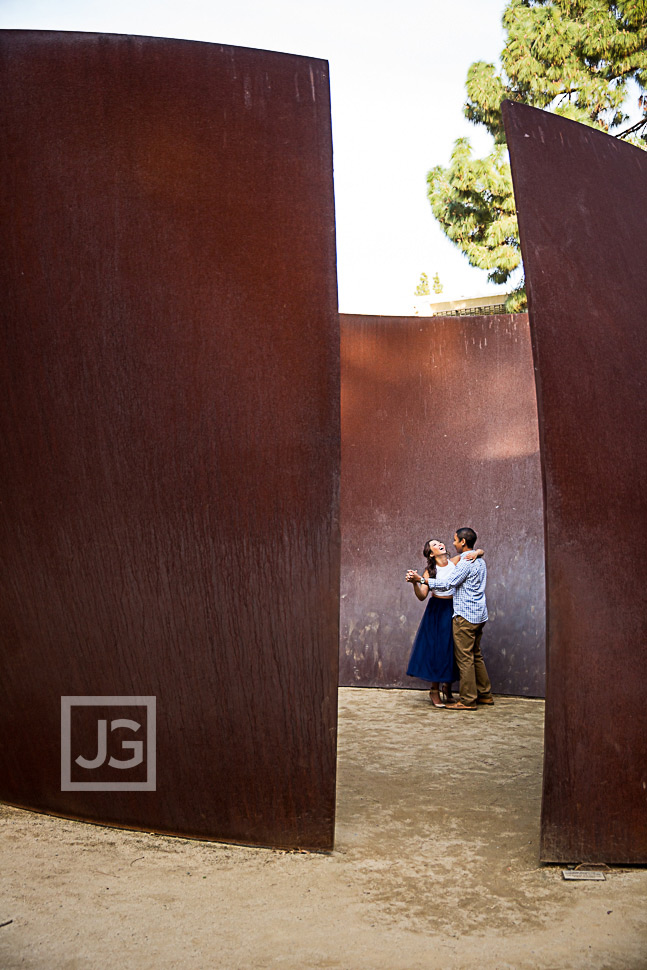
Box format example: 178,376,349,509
0,0,509,313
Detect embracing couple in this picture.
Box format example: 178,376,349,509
405,527,493,711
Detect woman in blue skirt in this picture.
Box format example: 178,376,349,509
405,538,483,707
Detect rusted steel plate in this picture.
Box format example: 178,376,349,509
0,31,339,850
504,100,647,863
340,313,544,696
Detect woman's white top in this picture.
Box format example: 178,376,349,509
431,560,456,598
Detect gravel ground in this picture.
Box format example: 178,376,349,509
1,687,646,969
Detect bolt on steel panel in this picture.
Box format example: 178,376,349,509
340,313,545,696
504,100,647,863
0,31,340,850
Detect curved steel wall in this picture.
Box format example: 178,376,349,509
340,313,545,697
0,31,340,850
505,101,647,863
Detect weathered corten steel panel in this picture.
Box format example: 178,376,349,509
0,31,339,850
340,313,544,696
504,101,647,863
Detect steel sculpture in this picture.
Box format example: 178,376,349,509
0,31,339,850
340,313,545,697
504,100,647,863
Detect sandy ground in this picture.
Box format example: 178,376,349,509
1,688,646,970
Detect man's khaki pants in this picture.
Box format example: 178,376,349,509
452,615,492,706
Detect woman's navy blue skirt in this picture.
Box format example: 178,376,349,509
406,595,458,683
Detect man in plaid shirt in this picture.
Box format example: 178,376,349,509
408,527,493,711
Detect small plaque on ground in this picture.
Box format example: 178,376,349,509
562,870,606,881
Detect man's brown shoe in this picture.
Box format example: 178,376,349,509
445,701,477,711
477,696,494,705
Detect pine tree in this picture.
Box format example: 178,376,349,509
414,272,430,296
428,0,647,311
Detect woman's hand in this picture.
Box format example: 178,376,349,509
407,569,429,600
464,548,484,562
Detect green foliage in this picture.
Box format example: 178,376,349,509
414,272,430,296
466,0,647,140
428,0,647,309
504,280,529,313
432,272,444,294
428,140,519,286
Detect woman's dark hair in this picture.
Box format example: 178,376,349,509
422,540,438,578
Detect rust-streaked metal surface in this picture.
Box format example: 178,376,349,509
340,313,544,696
504,101,647,863
0,31,340,850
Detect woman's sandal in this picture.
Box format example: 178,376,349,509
439,683,454,704
429,689,446,708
